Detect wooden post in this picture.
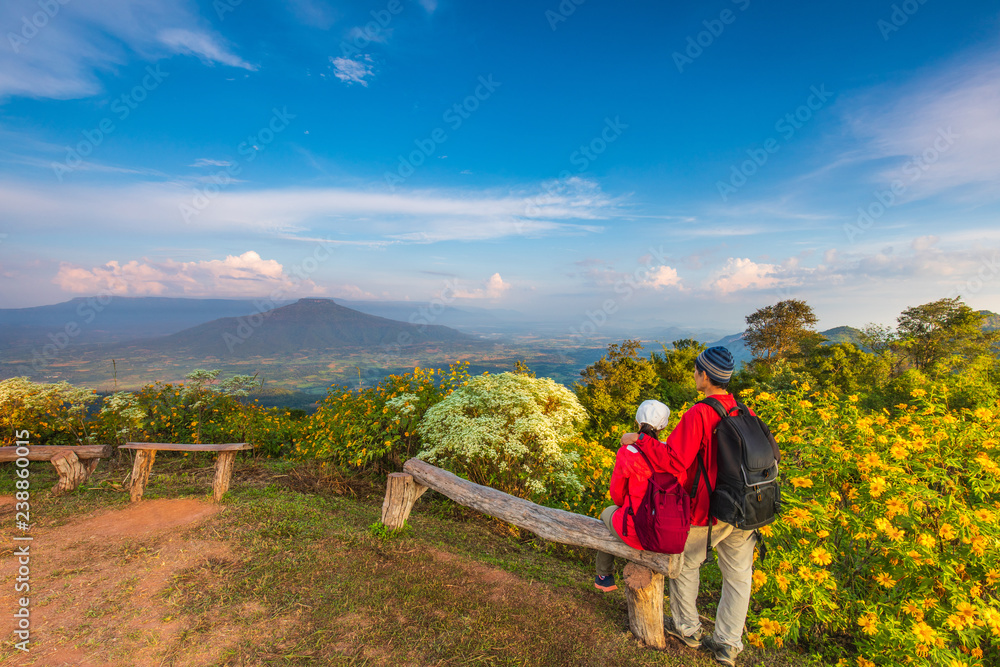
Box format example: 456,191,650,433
49,450,89,496
623,562,666,649
212,451,237,502
381,472,428,530
129,450,156,502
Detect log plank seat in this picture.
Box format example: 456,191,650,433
0,445,113,495
119,442,252,502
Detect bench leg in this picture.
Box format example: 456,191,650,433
130,450,156,502
381,472,428,530
50,451,89,496
623,563,666,649
212,451,237,502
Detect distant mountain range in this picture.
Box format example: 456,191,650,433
0,296,995,392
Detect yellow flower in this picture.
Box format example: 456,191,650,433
874,572,896,588
776,574,789,592
939,523,956,540
790,477,814,489
752,570,767,591
912,620,936,644
890,444,908,460
911,388,926,398
917,533,936,548
869,477,887,497
811,547,833,566
858,613,878,635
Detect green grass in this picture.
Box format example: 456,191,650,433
0,458,816,666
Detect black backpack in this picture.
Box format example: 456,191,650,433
696,396,782,531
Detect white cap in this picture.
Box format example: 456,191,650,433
635,399,670,431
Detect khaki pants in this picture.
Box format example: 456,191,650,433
668,523,757,651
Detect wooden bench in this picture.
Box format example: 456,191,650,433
381,458,682,649
0,445,113,495
119,442,252,502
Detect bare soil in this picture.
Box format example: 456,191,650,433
0,498,235,666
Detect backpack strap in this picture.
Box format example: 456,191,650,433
698,395,740,419
622,437,656,538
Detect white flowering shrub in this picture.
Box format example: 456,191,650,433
0,377,97,445
417,372,588,500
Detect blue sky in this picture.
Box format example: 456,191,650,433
1,0,998,332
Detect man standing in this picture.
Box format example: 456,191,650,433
662,346,757,667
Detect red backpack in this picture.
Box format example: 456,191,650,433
622,441,692,554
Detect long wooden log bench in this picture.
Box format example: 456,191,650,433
0,445,113,495
381,458,682,649
119,442,252,502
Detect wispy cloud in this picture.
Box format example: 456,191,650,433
0,177,617,244
330,55,375,86
839,49,1000,203
0,0,254,101
157,29,256,70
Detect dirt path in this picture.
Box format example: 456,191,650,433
0,498,230,667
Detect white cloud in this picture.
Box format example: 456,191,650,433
709,258,779,294
157,29,256,70
330,55,375,86
53,251,319,297
419,0,438,13
641,265,682,290
841,51,1000,203
0,178,614,244
189,158,234,168
0,0,254,101
453,273,510,299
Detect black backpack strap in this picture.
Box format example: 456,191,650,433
698,395,737,419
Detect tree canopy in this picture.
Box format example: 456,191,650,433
744,299,819,364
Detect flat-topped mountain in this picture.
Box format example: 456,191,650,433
122,297,478,358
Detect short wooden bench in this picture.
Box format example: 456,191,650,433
119,442,252,502
0,445,113,495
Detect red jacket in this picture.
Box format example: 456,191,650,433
609,433,674,549
664,393,745,526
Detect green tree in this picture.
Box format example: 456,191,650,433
650,338,706,408
575,339,657,439
744,299,819,364
894,297,997,373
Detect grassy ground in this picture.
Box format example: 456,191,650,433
0,456,816,666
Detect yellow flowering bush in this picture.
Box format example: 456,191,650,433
296,362,470,471
743,383,1000,666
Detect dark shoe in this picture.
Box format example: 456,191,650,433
701,635,738,666
594,574,617,592
665,617,702,648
